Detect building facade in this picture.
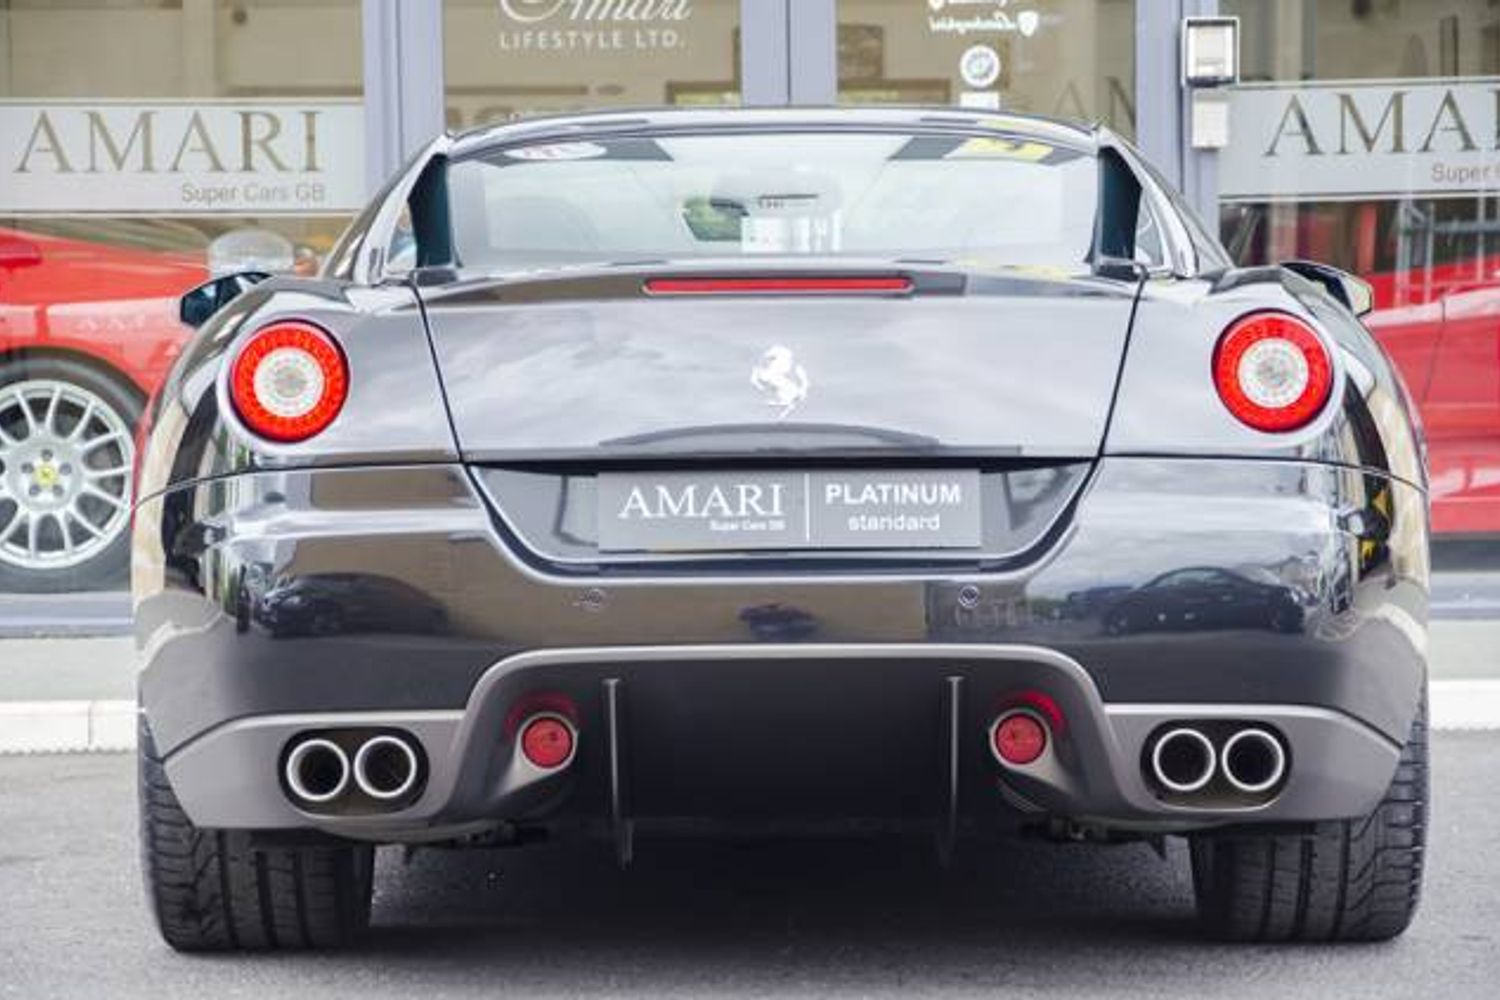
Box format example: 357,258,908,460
1,0,1497,595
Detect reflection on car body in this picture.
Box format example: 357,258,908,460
1102,567,1306,636
131,109,1432,951
253,573,448,638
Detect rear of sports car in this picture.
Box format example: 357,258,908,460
131,112,1430,951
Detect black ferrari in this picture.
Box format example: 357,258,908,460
133,108,1429,950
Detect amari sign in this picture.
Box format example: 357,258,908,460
1221,78,1500,202
0,100,364,215
497,0,694,52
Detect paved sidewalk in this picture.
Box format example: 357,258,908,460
0,637,133,700
0,591,130,638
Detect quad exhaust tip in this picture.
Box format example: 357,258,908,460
353,734,421,801
284,738,350,804
1221,727,1287,793
1149,727,1217,793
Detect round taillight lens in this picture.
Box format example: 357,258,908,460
519,716,575,770
229,321,348,442
1213,311,1333,432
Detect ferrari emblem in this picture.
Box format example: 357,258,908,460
750,345,810,419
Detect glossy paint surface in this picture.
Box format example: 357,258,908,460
133,277,456,502
1107,269,1425,489
0,226,204,396
134,452,1427,761
132,108,1431,833
1365,259,1500,534
420,267,1137,461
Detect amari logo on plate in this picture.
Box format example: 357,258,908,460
597,470,983,553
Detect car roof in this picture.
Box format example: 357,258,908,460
447,106,1103,159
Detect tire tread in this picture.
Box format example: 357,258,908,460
1190,695,1428,942
138,718,373,952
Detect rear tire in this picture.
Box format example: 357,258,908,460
138,718,374,951
1189,694,1428,942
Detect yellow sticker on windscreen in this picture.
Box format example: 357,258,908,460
503,141,607,162
946,138,1054,162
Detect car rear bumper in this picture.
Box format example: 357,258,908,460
133,456,1429,837
160,642,1405,840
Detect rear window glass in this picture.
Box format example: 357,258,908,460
446,131,1098,274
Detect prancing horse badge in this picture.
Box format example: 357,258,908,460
750,345,810,419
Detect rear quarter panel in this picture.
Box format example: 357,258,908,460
1105,269,1426,491
133,277,458,504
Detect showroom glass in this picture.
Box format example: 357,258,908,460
0,0,362,595
447,133,1099,271
442,0,741,129
1219,0,1500,540
835,0,1136,138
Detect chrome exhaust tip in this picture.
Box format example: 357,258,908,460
1221,728,1287,793
352,734,420,801
285,738,350,804
1150,727,1216,793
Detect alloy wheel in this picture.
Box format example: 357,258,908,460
0,378,134,571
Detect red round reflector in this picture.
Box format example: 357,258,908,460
519,716,574,770
229,321,348,442
992,711,1048,766
1213,311,1332,433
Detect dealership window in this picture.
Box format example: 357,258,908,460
1219,0,1500,539
442,0,741,130
0,0,363,594
834,0,1136,138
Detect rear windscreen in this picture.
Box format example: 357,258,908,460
445,131,1100,273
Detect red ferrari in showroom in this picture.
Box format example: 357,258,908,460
1365,258,1500,536
0,227,204,591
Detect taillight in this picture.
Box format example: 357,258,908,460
229,320,348,442
1212,311,1333,432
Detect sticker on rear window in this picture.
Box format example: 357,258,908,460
504,142,608,162
946,138,1054,162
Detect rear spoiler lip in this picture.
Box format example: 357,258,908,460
409,261,1141,308
412,263,973,303
642,275,916,297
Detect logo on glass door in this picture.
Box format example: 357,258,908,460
927,1,1041,39
499,0,692,22
497,0,695,52
959,45,1002,89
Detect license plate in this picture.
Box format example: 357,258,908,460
596,469,982,552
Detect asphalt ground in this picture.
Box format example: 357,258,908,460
0,736,1497,1000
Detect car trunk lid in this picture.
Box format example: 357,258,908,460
416,263,1141,462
